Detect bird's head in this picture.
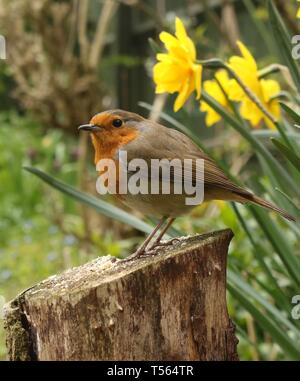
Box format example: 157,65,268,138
78,109,145,163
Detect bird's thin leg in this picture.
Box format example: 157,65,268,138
147,217,177,251
123,217,168,261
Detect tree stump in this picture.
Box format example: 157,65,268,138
4,229,239,361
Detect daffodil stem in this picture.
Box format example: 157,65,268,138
270,91,290,102
258,64,281,79
259,64,297,92
197,58,277,125
224,66,277,125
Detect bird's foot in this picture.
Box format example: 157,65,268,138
122,238,180,262
121,248,147,262
147,237,180,252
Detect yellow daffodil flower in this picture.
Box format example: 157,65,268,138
228,41,281,129
200,70,231,127
153,17,202,112
297,0,300,18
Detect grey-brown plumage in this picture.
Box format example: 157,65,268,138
79,109,295,260
120,114,295,221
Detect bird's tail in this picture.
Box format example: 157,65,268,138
239,193,296,222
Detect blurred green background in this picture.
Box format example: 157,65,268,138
0,0,300,360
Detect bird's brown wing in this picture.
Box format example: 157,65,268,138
120,120,295,221
122,122,251,197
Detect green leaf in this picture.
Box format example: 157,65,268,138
268,0,300,92
271,138,300,171
275,187,300,212
232,203,290,310
197,58,225,69
228,272,300,360
252,130,300,140
249,205,300,288
24,167,153,235
228,270,300,341
274,120,295,152
242,0,276,54
280,102,300,126
148,38,161,54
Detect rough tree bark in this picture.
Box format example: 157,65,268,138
4,229,239,361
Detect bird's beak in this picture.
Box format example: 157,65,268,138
78,124,102,132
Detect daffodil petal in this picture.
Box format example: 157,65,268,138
240,100,262,127
260,79,281,103
206,109,221,127
269,100,281,120
159,32,180,50
175,17,188,43
203,80,222,100
200,71,232,126
263,116,276,130
168,45,192,64
154,62,187,83
186,37,196,61
200,101,210,113
200,101,221,127
156,53,173,62
236,40,257,71
155,83,179,94
174,18,197,60
215,70,231,93
174,81,190,112
228,79,245,102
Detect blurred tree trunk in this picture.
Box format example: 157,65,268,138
4,230,239,361
221,0,240,51
202,0,240,53
0,0,119,131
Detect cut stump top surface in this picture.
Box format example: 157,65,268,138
23,229,233,300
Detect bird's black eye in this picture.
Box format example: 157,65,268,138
112,119,123,128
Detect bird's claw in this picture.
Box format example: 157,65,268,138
122,238,180,262
148,237,180,251
121,249,147,262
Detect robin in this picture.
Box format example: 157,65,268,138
79,109,295,260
